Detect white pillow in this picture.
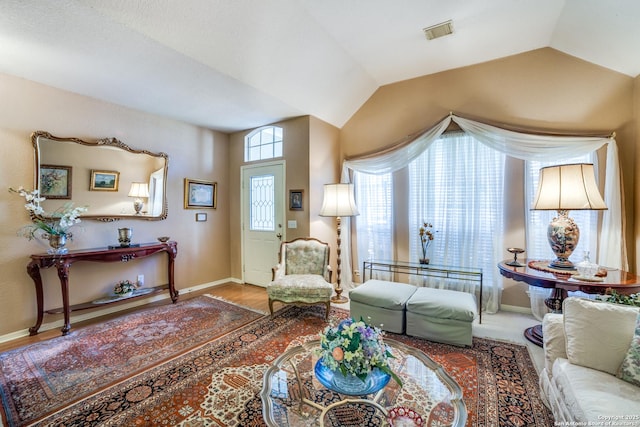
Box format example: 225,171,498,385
563,297,638,375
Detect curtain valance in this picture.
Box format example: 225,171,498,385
342,113,625,270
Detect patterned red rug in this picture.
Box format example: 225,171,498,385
0,295,263,426
0,300,554,426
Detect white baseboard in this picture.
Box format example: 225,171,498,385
0,277,243,344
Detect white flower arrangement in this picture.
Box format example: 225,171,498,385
9,187,87,240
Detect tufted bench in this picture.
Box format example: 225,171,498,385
349,279,417,333
406,287,478,347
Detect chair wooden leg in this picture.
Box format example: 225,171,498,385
325,301,330,320
269,299,274,316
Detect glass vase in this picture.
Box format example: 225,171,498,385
314,360,390,396
576,251,598,279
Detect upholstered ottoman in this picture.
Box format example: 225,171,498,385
406,287,477,347
349,280,417,333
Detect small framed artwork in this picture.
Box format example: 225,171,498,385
90,170,120,191
40,164,72,199
289,189,303,210
195,212,208,222
184,178,217,209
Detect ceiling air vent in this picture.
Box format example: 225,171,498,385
423,20,454,40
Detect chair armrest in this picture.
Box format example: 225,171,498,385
542,313,566,378
325,265,333,283
272,263,285,281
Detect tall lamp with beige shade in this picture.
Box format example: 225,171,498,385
319,183,359,303
531,163,607,269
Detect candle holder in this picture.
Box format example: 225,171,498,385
506,247,525,267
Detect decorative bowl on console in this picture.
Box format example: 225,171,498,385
157,236,170,242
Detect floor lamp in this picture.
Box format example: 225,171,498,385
320,183,359,303
531,163,607,269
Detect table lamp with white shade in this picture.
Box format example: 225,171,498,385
319,183,359,303
531,163,607,269
128,182,150,215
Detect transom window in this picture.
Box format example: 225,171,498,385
244,126,283,162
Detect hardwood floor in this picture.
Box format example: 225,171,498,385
0,282,269,353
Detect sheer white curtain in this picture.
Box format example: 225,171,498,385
408,133,505,312
525,153,599,262
354,171,394,280
340,114,625,309
453,116,624,270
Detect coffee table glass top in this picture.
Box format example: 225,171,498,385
260,338,466,427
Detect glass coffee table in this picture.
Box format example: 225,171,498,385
260,338,466,426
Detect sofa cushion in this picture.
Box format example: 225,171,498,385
541,313,565,378
406,287,477,322
552,357,640,422
267,274,333,302
563,297,638,375
349,280,417,310
618,313,640,387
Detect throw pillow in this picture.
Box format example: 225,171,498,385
563,297,638,375
618,313,640,386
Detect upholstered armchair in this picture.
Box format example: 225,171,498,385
267,237,333,319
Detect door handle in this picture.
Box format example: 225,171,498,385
276,233,282,241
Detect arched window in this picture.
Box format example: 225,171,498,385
244,126,283,162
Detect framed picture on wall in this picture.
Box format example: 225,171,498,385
90,170,120,191
40,164,72,199
184,178,217,209
289,189,303,210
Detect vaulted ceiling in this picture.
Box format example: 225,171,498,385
1,0,639,133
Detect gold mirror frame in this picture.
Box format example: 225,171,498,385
33,131,169,222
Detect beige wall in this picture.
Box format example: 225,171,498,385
339,47,636,308
309,116,342,280
0,73,230,337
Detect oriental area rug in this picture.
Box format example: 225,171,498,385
0,297,554,427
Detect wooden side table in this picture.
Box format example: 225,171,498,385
498,259,640,346
27,241,178,336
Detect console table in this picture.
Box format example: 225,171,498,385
363,260,483,323
498,259,640,346
27,241,178,336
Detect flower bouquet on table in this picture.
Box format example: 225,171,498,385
9,187,87,253
315,318,402,395
418,222,437,264
113,280,138,297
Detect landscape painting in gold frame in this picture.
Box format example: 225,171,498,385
184,178,217,209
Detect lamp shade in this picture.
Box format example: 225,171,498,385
532,163,607,211
128,182,150,198
319,183,359,217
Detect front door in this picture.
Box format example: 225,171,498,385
241,162,285,286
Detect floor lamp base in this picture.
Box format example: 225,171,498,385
331,294,349,304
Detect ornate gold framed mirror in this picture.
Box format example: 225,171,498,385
33,131,168,221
